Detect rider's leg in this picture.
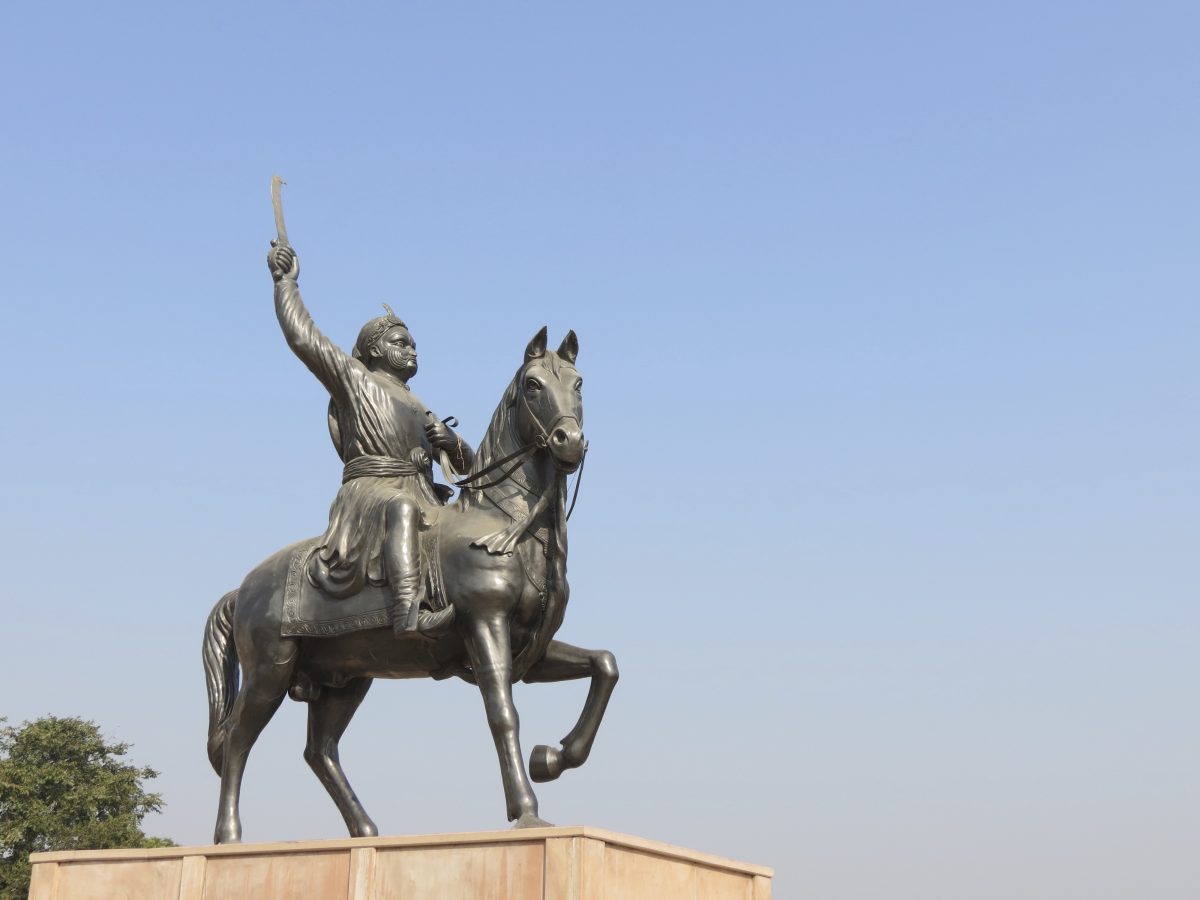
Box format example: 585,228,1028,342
383,496,424,634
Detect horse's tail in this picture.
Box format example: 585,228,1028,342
203,589,240,774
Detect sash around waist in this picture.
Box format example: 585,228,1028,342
342,453,430,483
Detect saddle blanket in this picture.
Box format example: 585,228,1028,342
280,536,446,638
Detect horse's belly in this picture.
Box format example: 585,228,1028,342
299,631,460,683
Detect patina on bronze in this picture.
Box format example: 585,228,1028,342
202,180,617,843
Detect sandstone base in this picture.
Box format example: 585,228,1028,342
29,826,772,899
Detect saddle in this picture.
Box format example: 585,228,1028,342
280,532,448,638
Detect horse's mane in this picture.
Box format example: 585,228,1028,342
467,369,521,482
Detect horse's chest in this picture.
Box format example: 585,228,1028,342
511,543,552,625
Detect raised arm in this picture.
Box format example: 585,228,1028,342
267,243,360,403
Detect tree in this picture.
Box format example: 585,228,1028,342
0,716,174,899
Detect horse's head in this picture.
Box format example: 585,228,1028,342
515,327,585,474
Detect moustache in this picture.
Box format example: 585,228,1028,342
387,347,417,369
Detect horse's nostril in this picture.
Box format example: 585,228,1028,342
553,429,567,444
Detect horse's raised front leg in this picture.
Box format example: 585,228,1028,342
304,677,378,838
522,640,619,783
465,615,551,828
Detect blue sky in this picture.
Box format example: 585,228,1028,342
1,3,1197,897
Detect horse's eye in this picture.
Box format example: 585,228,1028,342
574,380,583,393
525,378,541,391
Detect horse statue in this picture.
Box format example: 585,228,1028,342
201,324,618,843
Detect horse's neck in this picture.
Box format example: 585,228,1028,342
471,395,517,475
465,411,555,513
512,456,551,498
474,460,555,515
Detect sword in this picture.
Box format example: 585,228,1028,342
271,174,290,247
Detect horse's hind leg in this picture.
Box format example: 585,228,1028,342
304,677,378,837
214,644,296,844
523,640,619,783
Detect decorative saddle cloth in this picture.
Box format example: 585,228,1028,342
280,532,447,638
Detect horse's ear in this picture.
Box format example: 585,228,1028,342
525,326,548,362
557,330,579,364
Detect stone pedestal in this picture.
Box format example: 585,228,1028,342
29,826,772,899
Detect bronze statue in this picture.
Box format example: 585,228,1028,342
270,241,471,635
202,180,617,843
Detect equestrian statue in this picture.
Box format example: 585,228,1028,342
202,179,617,843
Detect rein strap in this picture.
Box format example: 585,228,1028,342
454,442,536,490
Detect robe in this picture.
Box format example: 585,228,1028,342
275,276,449,597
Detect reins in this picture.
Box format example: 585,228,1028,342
453,381,588,519
454,442,537,490
565,442,587,521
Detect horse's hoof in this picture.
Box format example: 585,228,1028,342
529,744,564,783
352,820,379,838
213,827,241,845
512,812,555,829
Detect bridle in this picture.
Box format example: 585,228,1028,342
454,370,588,519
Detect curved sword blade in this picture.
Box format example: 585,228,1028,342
270,174,289,247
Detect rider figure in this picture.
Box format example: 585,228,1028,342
268,241,474,635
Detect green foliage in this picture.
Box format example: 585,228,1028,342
0,716,174,899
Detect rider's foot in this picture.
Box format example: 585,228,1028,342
417,604,456,637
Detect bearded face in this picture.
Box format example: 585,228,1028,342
375,325,418,380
